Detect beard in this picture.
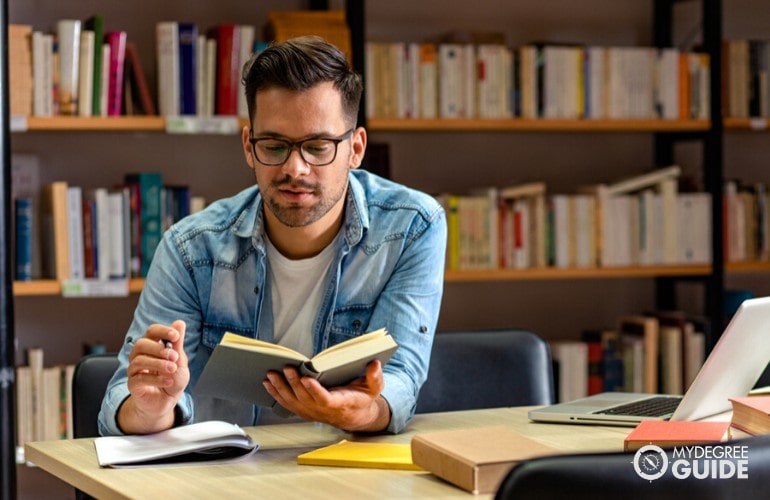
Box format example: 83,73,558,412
263,175,347,228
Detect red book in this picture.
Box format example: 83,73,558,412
580,330,604,395
81,198,96,278
124,42,156,115
211,24,240,115
105,31,127,116
623,420,730,452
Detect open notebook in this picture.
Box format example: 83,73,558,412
529,296,770,426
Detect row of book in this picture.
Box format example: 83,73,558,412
366,41,710,121
12,157,205,283
724,179,770,263
724,39,770,120
550,310,709,404
15,348,76,450
9,10,352,120
436,165,713,270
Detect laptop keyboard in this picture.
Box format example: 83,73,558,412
595,396,683,417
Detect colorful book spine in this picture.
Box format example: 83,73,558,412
84,15,104,116
212,24,240,115
14,197,33,281
125,42,156,115
105,31,127,116
156,22,180,116
125,173,163,277
178,23,198,115
56,19,81,116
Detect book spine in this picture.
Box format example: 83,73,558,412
66,186,85,280
56,19,81,116
214,24,241,115
84,15,104,116
32,31,54,117
42,181,70,280
81,197,96,278
178,23,198,115
156,22,180,116
125,42,156,115
77,30,95,116
107,190,127,279
125,173,163,277
14,197,33,281
105,31,127,116
238,25,255,119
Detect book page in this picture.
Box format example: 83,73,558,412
221,332,308,362
312,328,388,359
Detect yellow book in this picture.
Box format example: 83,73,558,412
297,439,423,471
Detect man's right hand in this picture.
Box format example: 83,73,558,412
117,320,189,434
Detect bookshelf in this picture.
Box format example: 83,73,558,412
3,0,769,497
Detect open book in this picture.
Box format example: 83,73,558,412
94,420,258,468
195,328,398,411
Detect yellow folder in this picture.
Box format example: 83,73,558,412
297,439,424,471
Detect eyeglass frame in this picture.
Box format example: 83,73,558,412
248,128,355,167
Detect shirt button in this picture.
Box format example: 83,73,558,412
419,325,428,333
352,320,361,330
253,286,259,294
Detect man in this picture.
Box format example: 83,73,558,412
99,36,446,435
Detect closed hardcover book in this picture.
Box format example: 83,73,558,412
195,328,397,411
211,24,240,115
14,197,33,281
623,420,730,451
125,42,156,115
105,31,127,116
56,20,81,115
177,22,198,115
297,440,422,471
84,15,104,115
156,22,180,116
124,172,163,277
410,426,556,494
40,181,70,280
730,396,770,436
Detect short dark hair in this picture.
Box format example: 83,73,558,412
241,35,362,127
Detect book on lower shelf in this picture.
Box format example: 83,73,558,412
297,439,422,471
92,420,258,467
623,420,731,452
410,426,556,495
729,396,770,436
194,328,398,411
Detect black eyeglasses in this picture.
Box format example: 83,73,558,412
248,128,354,167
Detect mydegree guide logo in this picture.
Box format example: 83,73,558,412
632,444,750,481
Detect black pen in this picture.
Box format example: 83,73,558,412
126,336,173,349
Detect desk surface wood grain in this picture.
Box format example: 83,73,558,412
25,406,631,499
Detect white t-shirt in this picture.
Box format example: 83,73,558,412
265,234,338,358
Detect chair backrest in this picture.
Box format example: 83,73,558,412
494,433,770,500
415,329,554,413
72,353,120,438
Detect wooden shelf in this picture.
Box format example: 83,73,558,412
13,279,145,296
367,118,711,133
444,265,712,282
724,117,770,131
15,116,251,132
726,261,770,273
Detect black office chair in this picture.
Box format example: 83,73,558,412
495,433,770,500
72,353,120,438
415,329,554,413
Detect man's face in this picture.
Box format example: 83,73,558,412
243,82,365,230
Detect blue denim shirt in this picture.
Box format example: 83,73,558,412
99,169,446,435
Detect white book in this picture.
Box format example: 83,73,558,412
28,348,44,442
656,48,680,119
438,44,463,118
57,19,81,116
550,195,571,268
108,190,127,279
676,192,712,264
156,22,180,116
100,43,110,117
32,31,54,117
238,25,255,119
586,46,606,119
77,30,95,116
205,38,217,117
659,325,684,395
550,341,588,403
406,43,420,118
92,188,111,281
66,186,85,280
572,195,595,268
42,367,62,441
418,43,438,119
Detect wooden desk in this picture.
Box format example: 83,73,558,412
25,407,630,499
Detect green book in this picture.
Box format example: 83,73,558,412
84,15,104,116
124,172,162,277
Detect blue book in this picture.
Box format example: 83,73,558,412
124,172,163,277
178,22,198,115
15,197,33,281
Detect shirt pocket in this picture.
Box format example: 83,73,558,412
201,323,255,351
329,304,376,344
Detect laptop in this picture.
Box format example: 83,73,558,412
529,296,770,426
